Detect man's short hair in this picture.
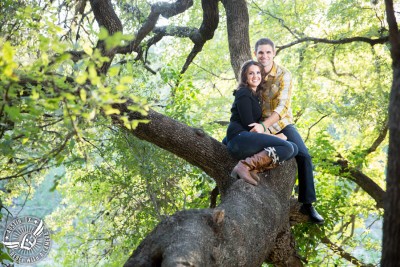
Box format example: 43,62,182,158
254,38,275,52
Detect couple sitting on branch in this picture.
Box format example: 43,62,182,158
224,38,324,224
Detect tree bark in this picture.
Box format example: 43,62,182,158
124,161,302,267
111,106,236,195
89,0,123,74
221,0,252,78
382,0,400,265
337,159,385,208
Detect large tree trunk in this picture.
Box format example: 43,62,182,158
221,0,252,78
382,0,400,264
124,161,301,267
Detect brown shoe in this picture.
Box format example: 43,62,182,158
242,148,279,172
231,161,258,185
231,148,280,185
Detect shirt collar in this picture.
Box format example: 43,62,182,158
266,62,277,78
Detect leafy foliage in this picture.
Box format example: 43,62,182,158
0,0,391,266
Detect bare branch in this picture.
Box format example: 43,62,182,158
110,103,235,192
277,36,389,54
0,131,75,180
320,234,374,267
153,26,202,42
181,43,205,74
336,157,385,209
292,108,304,124
365,117,389,154
192,62,235,81
304,114,328,143
330,47,358,79
180,0,219,73
251,1,303,39
15,177,32,217
118,0,194,54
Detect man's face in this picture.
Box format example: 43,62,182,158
255,44,275,69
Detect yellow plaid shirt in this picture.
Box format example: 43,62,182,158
261,62,293,134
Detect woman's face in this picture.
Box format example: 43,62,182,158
246,65,262,91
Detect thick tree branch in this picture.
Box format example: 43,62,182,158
320,234,374,267
87,0,219,77
337,158,385,209
331,117,389,209
304,114,328,143
365,117,389,154
90,0,122,34
330,47,358,79
141,0,219,74
109,99,307,266
277,36,389,54
115,0,218,75
180,0,219,74
153,0,193,18
111,102,236,194
118,0,193,54
89,0,123,73
152,26,202,42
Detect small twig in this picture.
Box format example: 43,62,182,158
365,117,388,154
16,177,32,217
304,114,328,143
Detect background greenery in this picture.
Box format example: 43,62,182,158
0,0,389,266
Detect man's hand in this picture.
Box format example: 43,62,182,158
249,123,265,133
275,133,287,140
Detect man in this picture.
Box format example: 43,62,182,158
251,37,324,224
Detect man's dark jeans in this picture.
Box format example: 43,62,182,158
279,124,316,204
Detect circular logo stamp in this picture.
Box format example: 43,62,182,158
2,216,51,264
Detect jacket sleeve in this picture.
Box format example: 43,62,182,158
235,93,256,131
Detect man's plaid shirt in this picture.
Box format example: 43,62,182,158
261,62,294,134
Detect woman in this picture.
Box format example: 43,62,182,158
226,60,298,185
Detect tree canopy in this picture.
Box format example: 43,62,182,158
0,0,398,266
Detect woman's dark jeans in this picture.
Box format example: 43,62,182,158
226,131,298,163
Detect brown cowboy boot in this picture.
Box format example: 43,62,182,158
231,161,258,185
231,147,280,185
242,148,280,181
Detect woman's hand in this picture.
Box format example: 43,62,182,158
249,123,264,133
